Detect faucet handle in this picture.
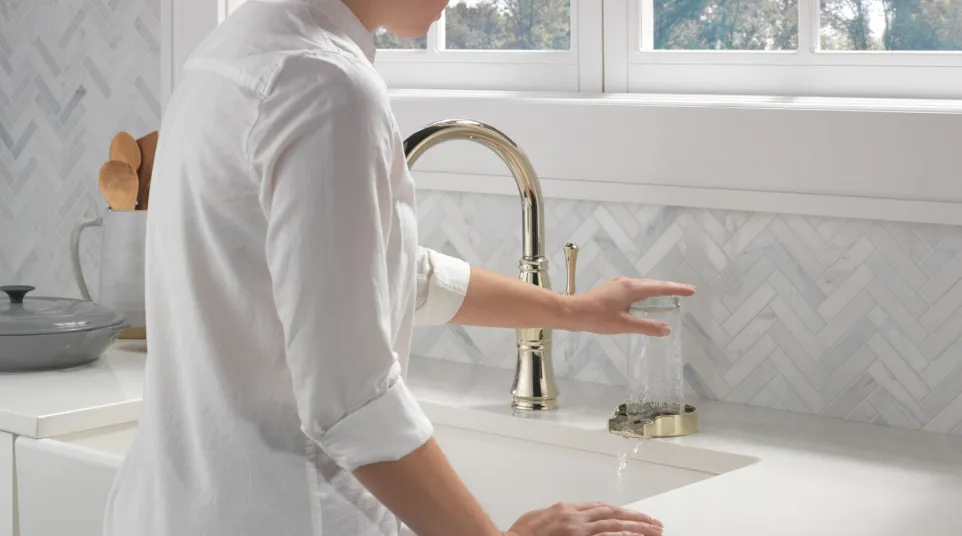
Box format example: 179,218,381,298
563,242,578,295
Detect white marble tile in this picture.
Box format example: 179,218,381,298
869,307,928,374
769,297,824,359
819,344,878,403
922,365,962,419
724,335,777,386
866,251,929,318
634,222,684,277
768,320,827,386
866,360,929,424
817,236,876,294
823,371,878,419
868,335,929,401
865,278,929,345
816,291,876,351
867,224,929,291
726,360,779,405
920,279,962,333
769,347,825,413
722,283,776,338
771,218,825,280
594,205,640,260
816,264,874,321
722,213,774,259
722,257,777,311
767,244,827,310
925,391,962,434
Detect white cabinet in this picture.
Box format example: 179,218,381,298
14,428,130,536
1,431,14,536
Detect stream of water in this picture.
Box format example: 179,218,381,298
615,439,644,505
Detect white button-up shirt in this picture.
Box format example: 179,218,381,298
103,1,471,534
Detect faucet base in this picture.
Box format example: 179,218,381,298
512,397,559,411
510,342,559,411
608,403,699,440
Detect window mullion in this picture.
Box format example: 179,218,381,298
603,0,630,93
578,0,604,92
798,0,818,54
639,0,654,50
429,13,444,54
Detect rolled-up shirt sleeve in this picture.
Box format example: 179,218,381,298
414,247,470,326
248,56,432,472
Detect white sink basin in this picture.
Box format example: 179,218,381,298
16,406,756,536
430,422,742,529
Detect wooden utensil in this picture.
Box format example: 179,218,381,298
109,132,142,171
136,131,159,210
99,161,139,211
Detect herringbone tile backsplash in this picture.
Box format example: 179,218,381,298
414,190,962,436
0,0,160,298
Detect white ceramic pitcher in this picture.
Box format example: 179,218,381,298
70,210,148,339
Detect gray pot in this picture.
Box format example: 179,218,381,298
0,285,128,372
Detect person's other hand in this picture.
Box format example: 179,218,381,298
562,277,695,336
504,501,663,536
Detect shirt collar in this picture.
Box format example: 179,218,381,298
309,0,376,63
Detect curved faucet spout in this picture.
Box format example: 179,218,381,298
403,119,545,261
404,119,570,411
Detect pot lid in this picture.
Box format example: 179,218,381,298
0,285,125,336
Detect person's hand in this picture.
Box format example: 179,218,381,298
504,501,663,536
562,277,696,336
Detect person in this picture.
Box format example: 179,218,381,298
102,1,696,535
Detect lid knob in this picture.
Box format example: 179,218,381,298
1,285,36,305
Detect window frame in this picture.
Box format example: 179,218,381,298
606,0,962,99
374,0,603,93
166,0,962,231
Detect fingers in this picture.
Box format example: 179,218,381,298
621,314,672,337
588,521,663,535
573,501,609,511
629,280,696,300
588,520,663,535
583,505,663,527
591,529,662,536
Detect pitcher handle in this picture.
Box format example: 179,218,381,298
70,216,102,301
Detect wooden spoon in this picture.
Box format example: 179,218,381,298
110,132,142,171
136,131,159,210
99,160,139,210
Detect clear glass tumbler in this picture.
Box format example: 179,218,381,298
626,296,684,419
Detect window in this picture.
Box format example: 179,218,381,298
821,0,962,51
374,0,600,92
219,0,962,99
606,0,962,98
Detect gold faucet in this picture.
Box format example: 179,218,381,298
404,119,577,411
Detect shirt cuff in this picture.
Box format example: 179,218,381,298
415,248,471,326
313,376,433,472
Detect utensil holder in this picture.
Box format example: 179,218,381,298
70,210,147,340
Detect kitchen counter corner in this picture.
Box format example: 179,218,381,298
0,341,146,438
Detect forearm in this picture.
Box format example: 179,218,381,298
449,265,694,336
450,266,574,330
353,438,501,536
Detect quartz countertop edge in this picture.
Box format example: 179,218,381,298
0,341,147,438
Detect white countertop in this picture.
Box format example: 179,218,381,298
30,347,962,535
407,358,962,536
0,341,146,438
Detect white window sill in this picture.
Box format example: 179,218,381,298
392,89,962,112
391,90,962,226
